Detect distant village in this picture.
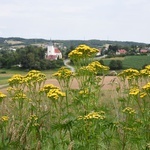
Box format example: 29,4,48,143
0,39,150,61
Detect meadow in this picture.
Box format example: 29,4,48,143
0,45,150,150
103,55,150,69
0,68,57,85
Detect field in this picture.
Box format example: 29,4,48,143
102,55,150,69
0,68,57,85
0,51,150,149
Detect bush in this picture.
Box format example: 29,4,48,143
109,60,123,70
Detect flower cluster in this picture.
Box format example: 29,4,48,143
142,82,150,92
0,91,6,99
40,84,59,93
122,107,136,115
25,70,46,86
88,61,109,74
140,65,150,77
129,87,140,96
79,88,89,95
77,66,96,75
40,84,65,100
47,89,66,100
77,61,109,75
52,67,74,80
28,114,39,127
12,93,27,101
8,70,46,88
8,74,25,87
118,68,140,80
68,44,99,60
0,116,9,122
78,111,106,120
139,92,147,98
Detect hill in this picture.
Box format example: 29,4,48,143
0,37,148,49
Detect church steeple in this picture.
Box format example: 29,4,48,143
49,39,53,46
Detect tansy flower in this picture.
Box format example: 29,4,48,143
0,92,6,99
122,107,136,115
140,92,147,98
12,93,27,101
129,87,140,95
52,67,74,80
118,68,139,79
40,84,59,94
0,92,6,103
47,89,66,100
78,111,106,120
68,44,99,60
8,74,25,86
25,70,46,85
1,116,9,122
142,82,150,92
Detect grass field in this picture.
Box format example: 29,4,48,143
0,68,57,85
102,55,150,69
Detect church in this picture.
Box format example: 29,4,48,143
45,41,62,60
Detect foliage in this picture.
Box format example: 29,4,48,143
109,60,123,70
0,46,64,70
0,44,150,149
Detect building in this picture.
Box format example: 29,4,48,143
45,41,62,60
116,49,127,55
140,49,148,53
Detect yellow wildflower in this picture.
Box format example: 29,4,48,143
1,116,9,122
12,93,27,101
8,74,25,86
118,68,139,79
129,87,140,95
140,92,147,98
0,92,6,99
68,44,99,60
122,107,136,115
47,89,66,100
40,84,59,94
78,111,106,120
25,70,46,85
142,82,150,92
52,67,74,80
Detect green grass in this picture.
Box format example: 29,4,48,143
123,55,150,69
102,55,150,70
0,68,58,85
0,76,11,85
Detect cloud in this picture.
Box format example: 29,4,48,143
0,0,150,43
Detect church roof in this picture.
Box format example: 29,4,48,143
54,48,61,53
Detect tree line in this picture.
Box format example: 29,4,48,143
0,46,64,70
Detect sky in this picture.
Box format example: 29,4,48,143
0,0,150,43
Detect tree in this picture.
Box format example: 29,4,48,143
16,45,64,70
109,60,123,70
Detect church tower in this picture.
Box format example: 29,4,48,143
47,40,55,56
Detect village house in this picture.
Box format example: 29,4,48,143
140,49,148,53
116,49,127,55
96,48,102,56
45,41,62,60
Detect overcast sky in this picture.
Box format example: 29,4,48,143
0,0,150,43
